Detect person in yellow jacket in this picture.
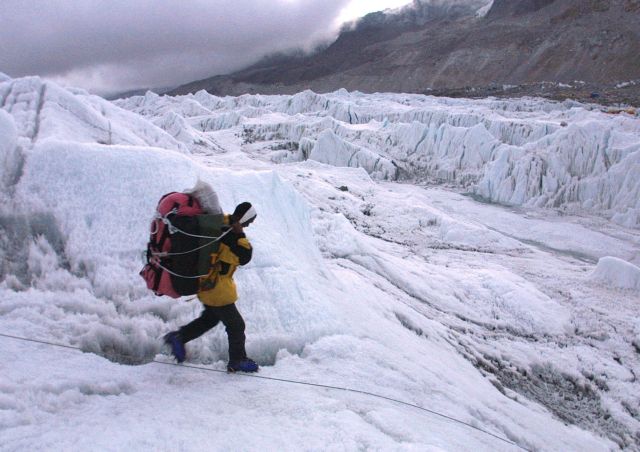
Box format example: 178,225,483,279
164,202,258,372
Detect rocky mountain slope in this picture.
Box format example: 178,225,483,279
169,0,640,104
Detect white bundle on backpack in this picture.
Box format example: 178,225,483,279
188,179,222,215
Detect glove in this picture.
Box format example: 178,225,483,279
220,227,245,247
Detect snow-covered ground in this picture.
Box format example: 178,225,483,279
1,75,639,451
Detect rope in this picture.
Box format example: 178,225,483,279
153,262,210,279
158,211,232,241
151,214,231,257
0,331,529,451
146,215,233,280
151,237,219,257
169,225,229,241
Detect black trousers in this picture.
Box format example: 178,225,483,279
179,303,247,362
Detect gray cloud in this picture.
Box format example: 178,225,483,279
0,0,349,94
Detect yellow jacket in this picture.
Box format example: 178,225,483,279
198,216,252,307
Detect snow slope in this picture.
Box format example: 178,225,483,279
2,76,639,450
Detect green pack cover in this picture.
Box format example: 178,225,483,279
196,214,225,275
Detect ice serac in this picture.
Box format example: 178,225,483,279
0,77,188,153
0,110,18,183
478,119,640,224
309,129,398,180
11,133,343,360
0,110,20,193
154,110,220,150
118,88,640,227
590,257,640,291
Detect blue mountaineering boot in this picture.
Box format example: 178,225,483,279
163,332,186,363
227,358,259,373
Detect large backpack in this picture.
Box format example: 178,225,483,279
140,192,225,298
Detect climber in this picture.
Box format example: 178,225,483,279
163,201,259,373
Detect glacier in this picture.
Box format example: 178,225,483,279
117,88,640,228
1,75,639,450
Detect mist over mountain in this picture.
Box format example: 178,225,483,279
169,0,640,103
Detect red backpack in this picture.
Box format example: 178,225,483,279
141,191,228,298
140,192,205,298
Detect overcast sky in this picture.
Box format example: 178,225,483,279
0,0,413,95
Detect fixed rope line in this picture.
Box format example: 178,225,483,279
157,211,232,242
145,216,233,279
149,219,230,258
153,262,210,279
0,332,529,451
151,238,219,257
